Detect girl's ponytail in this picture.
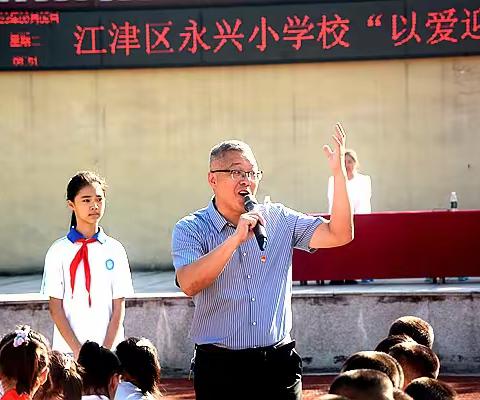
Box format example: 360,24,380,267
0,326,50,396
36,351,83,400
16,344,37,395
70,212,77,228
115,337,162,396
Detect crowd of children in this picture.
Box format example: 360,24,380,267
0,316,459,400
319,316,457,400
0,325,161,400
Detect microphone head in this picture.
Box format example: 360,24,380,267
243,194,258,212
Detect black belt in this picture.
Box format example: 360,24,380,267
196,339,295,356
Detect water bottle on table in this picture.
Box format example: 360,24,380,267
450,192,458,210
450,192,468,281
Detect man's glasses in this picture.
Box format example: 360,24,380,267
210,169,263,181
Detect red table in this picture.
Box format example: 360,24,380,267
292,210,480,281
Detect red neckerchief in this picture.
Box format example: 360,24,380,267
70,238,97,306
1,389,30,400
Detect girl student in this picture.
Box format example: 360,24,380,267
78,341,121,400
0,325,50,400
114,337,162,399
34,350,83,400
41,171,134,359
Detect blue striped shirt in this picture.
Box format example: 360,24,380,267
171,199,323,350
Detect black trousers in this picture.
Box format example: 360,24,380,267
193,340,302,400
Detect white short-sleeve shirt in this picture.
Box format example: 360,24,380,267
328,173,372,214
115,381,150,400
41,227,134,353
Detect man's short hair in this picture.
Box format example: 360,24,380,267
329,369,394,400
376,334,417,354
389,342,440,384
404,377,457,400
393,388,414,400
341,351,404,389
388,316,434,348
209,140,256,167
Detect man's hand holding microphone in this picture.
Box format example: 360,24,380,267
231,194,268,251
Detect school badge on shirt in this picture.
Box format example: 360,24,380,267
105,259,115,270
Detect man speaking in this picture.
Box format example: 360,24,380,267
171,123,353,400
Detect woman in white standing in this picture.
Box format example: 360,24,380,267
328,149,372,284
328,149,371,215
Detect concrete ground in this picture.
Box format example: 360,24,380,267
0,270,181,295
0,270,479,295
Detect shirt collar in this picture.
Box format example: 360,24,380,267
207,198,234,233
67,227,107,244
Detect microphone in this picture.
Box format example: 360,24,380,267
243,194,267,251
